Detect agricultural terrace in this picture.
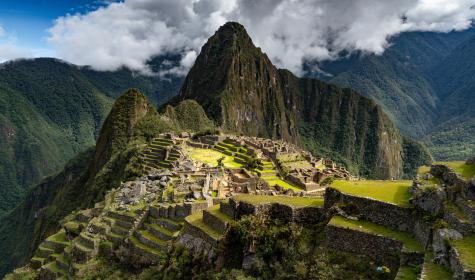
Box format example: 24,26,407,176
328,216,423,252
234,194,324,207
418,161,475,180
184,147,243,169
331,180,413,207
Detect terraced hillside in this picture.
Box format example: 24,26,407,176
10,156,475,279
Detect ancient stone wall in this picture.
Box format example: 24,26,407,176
324,187,415,232
229,198,326,224
325,225,402,268
449,247,475,280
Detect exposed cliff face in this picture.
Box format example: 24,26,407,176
173,22,427,178
176,22,298,141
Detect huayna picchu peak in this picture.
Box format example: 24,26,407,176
2,17,475,280
171,22,430,179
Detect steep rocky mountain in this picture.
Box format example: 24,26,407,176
170,22,430,179
312,28,475,160
0,89,185,277
0,58,183,218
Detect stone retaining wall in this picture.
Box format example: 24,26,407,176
220,202,235,219
203,211,228,234
181,220,219,248
450,247,475,280
431,165,475,200
413,218,432,249
176,233,216,261
325,225,402,267
229,197,326,224
324,187,415,232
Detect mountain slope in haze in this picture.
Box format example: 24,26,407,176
171,22,430,179
313,28,475,160
0,58,183,218
0,89,187,277
423,33,475,160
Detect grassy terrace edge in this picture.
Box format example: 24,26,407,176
331,180,413,207
233,194,324,207
450,235,475,271
328,216,423,252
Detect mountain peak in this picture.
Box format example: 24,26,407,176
93,88,156,170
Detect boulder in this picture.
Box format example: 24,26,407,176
432,228,463,267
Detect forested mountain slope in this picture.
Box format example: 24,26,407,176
0,58,182,218
313,28,475,160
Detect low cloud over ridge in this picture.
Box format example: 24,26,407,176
48,0,475,75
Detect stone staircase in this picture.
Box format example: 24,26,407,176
143,137,181,172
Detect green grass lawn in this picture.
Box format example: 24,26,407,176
434,161,475,180
207,205,235,224
450,235,475,271
47,230,69,245
422,252,452,279
261,175,302,191
328,216,423,252
395,266,419,280
185,147,243,168
331,180,413,207
234,194,324,207
185,212,222,240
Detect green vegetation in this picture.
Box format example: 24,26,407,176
332,180,413,207
422,253,452,279
220,212,396,279
185,212,222,240
435,161,475,179
0,56,182,220
395,266,420,280
0,89,184,277
450,235,475,271
320,29,475,161
329,216,423,252
261,177,301,191
165,100,214,132
185,147,243,168
234,194,324,207
207,205,235,224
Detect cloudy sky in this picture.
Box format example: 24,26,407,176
1,0,475,75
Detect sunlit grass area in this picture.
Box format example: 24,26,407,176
185,211,222,240
435,161,475,180
261,175,302,191
418,161,475,180
422,252,453,279
185,147,243,168
234,194,324,207
329,216,423,252
331,180,413,207
450,235,475,271
395,266,419,280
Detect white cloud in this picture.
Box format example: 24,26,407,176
0,26,37,62
47,0,475,75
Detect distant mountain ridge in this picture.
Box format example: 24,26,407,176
313,28,475,160
170,22,430,178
